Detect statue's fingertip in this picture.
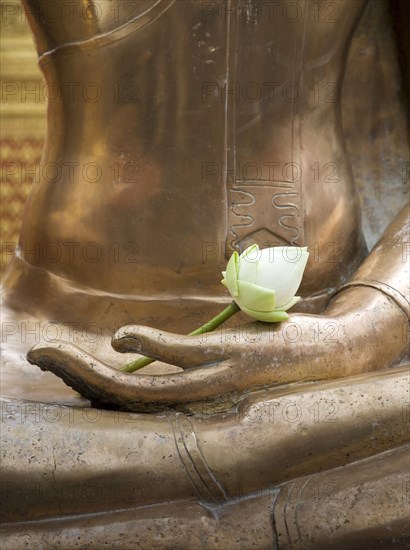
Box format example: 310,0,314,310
26,342,53,363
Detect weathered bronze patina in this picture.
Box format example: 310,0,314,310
1,0,409,547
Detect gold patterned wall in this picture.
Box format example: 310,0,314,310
0,0,46,274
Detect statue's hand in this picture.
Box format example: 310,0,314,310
27,286,408,411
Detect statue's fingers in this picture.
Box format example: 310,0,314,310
112,325,229,368
27,342,127,405
26,341,241,409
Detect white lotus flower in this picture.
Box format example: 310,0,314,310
221,244,309,322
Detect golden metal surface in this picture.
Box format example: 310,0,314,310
1,0,409,547
5,0,369,302
3,445,408,549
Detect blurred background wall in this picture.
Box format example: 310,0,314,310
1,0,46,274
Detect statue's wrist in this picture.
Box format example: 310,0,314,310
331,279,410,320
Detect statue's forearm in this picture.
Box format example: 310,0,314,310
328,204,409,317
320,204,409,377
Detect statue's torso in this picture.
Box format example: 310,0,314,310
10,0,367,313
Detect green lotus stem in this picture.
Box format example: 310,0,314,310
121,301,240,373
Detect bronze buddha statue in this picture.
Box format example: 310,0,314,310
1,0,409,547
